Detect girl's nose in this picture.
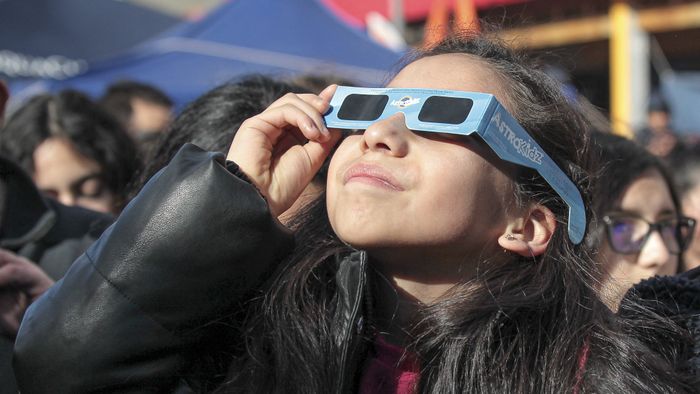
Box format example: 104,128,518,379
360,113,410,157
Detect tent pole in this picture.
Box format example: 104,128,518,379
649,36,673,79
389,0,405,37
610,0,649,138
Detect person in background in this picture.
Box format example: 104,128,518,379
0,90,140,214
588,133,700,377
98,80,173,146
579,100,700,379
588,132,694,307
639,91,678,158
0,82,112,394
667,142,700,271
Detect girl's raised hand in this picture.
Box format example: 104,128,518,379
227,85,341,217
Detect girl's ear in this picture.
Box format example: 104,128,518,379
498,204,557,257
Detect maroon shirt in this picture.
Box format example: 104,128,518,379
359,335,420,394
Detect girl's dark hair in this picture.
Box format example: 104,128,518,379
220,33,696,393
667,140,700,198
98,80,173,131
129,75,306,199
0,90,139,211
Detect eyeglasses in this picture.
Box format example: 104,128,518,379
602,213,696,255
323,86,586,244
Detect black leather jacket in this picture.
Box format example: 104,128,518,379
13,145,369,393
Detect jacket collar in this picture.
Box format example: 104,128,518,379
333,250,370,393
0,155,56,249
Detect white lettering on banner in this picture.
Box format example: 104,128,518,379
0,51,87,79
390,96,420,108
492,111,543,164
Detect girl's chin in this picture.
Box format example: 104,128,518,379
336,236,413,255
336,234,390,251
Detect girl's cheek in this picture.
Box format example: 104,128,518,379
329,136,361,169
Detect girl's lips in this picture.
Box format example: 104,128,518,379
343,163,404,191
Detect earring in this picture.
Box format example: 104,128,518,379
505,234,517,241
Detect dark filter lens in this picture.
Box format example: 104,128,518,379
337,94,388,121
418,96,473,124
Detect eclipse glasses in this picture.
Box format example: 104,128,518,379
323,86,586,244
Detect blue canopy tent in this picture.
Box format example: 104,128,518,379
12,0,403,110
660,72,700,135
0,0,180,80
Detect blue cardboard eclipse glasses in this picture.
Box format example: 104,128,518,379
323,86,586,244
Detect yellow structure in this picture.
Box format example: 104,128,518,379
610,1,635,137
496,1,700,137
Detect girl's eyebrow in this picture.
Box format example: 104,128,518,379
657,208,679,217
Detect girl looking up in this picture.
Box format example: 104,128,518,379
14,34,695,393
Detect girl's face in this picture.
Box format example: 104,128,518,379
32,137,115,214
326,54,518,266
599,168,679,305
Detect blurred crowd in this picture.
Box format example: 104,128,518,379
0,46,699,391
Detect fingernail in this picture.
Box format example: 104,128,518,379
305,120,319,133
312,123,329,141
320,84,336,98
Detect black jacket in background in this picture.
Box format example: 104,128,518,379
619,266,700,375
0,155,112,394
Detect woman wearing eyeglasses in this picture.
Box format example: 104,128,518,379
589,131,700,377
14,34,697,393
589,132,695,308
